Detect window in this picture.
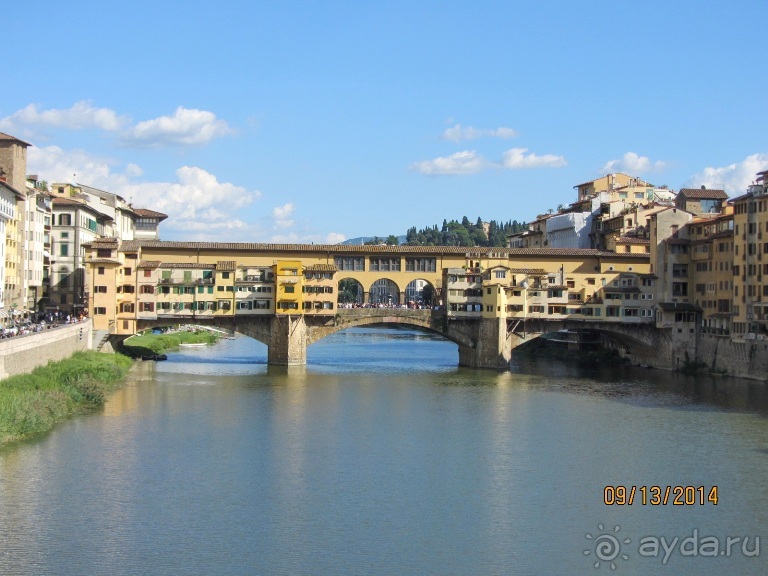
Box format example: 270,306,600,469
672,282,688,297
672,264,688,278
222,272,230,279
139,302,155,312
370,257,401,271
94,286,108,293
334,257,365,271
97,248,111,258
60,244,69,256
58,214,72,226
143,269,152,278
124,267,132,276
94,307,107,315
405,258,436,272
495,270,506,279
140,285,154,294
284,286,295,293
98,267,105,275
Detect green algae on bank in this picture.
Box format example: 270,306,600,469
121,330,220,357
0,351,132,446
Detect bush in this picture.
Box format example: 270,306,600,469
0,351,131,445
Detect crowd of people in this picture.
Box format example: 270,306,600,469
337,302,440,310
1,311,87,339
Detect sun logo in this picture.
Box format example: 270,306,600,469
584,524,631,570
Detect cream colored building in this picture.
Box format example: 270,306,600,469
731,175,768,338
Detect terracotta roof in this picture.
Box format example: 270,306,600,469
0,132,32,146
134,208,168,220
616,237,650,244
138,260,161,269
508,268,547,275
729,192,754,203
158,263,216,269
658,302,702,313
216,260,237,271
604,286,641,293
115,240,651,261
90,237,119,245
0,180,26,200
678,188,728,200
305,264,338,272
51,196,84,206
86,258,120,264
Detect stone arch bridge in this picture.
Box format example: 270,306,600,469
132,309,663,368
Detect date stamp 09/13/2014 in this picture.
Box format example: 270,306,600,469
603,485,719,506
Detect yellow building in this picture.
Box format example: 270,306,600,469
688,211,735,336
574,173,650,202
301,264,337,314
275,259,303,313
731,175,768,338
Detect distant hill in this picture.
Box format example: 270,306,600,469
339,236,406,246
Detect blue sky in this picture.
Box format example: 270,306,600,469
2,0,767,242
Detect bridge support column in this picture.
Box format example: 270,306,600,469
458,318,511,369
268,315,307,365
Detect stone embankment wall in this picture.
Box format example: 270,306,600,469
0,320,93,380
699,335,768,381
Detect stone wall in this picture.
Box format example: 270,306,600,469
0,320,93,380
698,335,768,381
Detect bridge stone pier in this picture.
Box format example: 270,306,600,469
135,310,663,369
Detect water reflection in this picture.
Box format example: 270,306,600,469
1,327,767,575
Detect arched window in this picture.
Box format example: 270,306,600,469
58,266,70,288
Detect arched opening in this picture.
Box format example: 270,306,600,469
369,279,400,306
337,277,364,307
405,279,436,307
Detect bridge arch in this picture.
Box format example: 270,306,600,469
369,278,401,306
337,277,364,305
404,278,437,306
305,309,475,350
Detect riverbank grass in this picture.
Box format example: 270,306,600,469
122,329,220,357
0,351,132,446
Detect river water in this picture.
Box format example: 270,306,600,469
1,327,767,575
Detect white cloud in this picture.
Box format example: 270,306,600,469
27,144,348,243
0,101,127,133
501,148,567,169
122,166,258,222
411,150,489,175
28,145,119,186
121,106,233,147
271,202,295,229
441,124,517,142
687,153,768,195
600,152,666,174
28,145,259,233
413,147,566,175
1,102,232,148
271,203,295,220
